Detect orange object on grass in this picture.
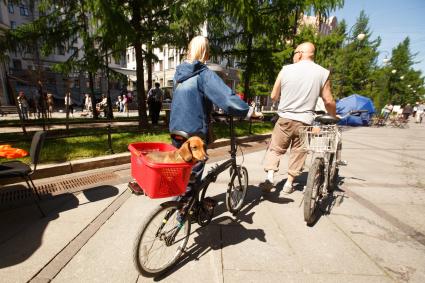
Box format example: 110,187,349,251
0,145,28,159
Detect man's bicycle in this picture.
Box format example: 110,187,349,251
132,115,248,277
299,110,367,225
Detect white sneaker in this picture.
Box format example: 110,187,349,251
282,183,295,194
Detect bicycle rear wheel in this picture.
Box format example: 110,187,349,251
226,166,248,214
304,158,324,225
133,203,191,277
328,153,338,192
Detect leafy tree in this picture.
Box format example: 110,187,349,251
331,11,380,98
386,38,425,105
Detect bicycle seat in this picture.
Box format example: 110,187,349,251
170,130,206,142
315,114,339,125
170,130,190,141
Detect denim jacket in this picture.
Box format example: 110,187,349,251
169,61,249,139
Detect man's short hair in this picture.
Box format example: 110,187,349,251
155,82,160,87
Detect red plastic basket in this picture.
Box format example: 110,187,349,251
128,142,193,198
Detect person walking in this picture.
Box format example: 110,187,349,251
260,42,336,194
147,82,164,125
46,93,54,118
170,35,250,200
122,93,128,114
402,103,413,121
17,91,29,120
415,101,424,123
115,95,123,112
64,92,74,117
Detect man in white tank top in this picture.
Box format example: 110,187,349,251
260,42,336,194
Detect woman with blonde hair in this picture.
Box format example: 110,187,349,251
169,35,250,199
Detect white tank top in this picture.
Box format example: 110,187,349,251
277,60,330,125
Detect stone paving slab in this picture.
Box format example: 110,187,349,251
0,184,127,282
1,122,425,283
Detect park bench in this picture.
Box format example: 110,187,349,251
0,105,19,116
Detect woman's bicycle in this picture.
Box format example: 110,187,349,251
299,110,367,225
132,115,248,277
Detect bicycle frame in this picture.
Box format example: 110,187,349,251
301,124,340,195
163,116,243,241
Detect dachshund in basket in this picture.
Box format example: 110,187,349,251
145,136,208,164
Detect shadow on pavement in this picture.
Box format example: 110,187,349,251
306,176,347,227
0,185,119,269
154,185,293,281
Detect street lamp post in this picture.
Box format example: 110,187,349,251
345,24,366,45
381,50,391,64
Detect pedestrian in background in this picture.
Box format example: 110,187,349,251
260,42,336,194
402,103,412,121
415,102,424,123
64,92,74,117
116,95,123,112
84,93,92,112
147,82,164,125
122,93,128,114
17,91,29,120
46,93,54,118
382,102,393,121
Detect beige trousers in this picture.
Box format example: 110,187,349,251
264,117,307,177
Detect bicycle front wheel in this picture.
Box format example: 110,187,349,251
226,166,248,214
304,158,324,225
133,203,191,277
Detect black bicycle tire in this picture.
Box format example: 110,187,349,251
133,203,191,277
304,158,324,225
226,166,249,214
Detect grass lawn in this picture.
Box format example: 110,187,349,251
0,120,273,165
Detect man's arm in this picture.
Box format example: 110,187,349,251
270,71,282,102
320,79,336,117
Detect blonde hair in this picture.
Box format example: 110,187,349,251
187,36,209,63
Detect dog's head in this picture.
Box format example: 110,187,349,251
178,136,208,163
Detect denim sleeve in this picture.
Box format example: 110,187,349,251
200,69,249,117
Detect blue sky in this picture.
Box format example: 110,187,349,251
333,0,425,75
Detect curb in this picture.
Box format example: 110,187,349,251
0,133,271,185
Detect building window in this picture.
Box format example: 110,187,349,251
8,3,14,13
159,60,163,71
168,57,174,69
127,54,130,63
10,21,17,29
19,5,29,16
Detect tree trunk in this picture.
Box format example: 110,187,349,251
292,7,299,49
5,73,27,135
105,52,114,120
131,3,148,129
89,72,98,119
243,34,253,101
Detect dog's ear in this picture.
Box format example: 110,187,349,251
179,140,193,162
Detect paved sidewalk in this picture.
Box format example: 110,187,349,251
1,122,425,282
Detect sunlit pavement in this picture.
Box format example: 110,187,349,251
1,121,425,282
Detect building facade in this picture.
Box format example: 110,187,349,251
0,1,126,107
